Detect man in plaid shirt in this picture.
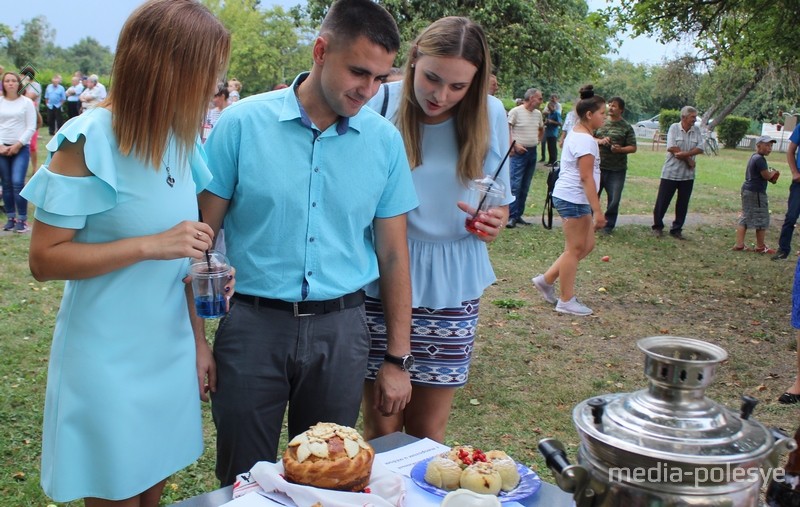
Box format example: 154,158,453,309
652,106,704,240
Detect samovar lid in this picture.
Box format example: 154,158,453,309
573,336,774,467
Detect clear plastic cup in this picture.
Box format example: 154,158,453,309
465,176,506,236
189,250,230,319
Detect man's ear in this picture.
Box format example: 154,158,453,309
312,36,329,66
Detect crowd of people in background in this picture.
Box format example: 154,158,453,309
3,1,800,505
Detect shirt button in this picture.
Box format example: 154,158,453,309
309,237,315,242
312,202,317,207
307,271,313,276
314,167,320,173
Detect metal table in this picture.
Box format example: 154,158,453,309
171,432,572,506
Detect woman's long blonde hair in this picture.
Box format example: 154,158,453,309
397,17,491,183
397,16,492,183
107,0,230,168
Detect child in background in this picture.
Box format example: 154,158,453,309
732,135,780,253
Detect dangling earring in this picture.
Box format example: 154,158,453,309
411,63,415,69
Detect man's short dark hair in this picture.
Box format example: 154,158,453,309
320,0,400,53
609,96,625,111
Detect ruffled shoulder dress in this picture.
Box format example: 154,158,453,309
20,107,212,501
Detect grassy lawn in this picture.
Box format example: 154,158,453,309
1,136,798,505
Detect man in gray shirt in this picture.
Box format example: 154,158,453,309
652,106,704,240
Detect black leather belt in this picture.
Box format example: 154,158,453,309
232,290,365,317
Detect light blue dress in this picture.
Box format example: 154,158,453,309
366,81,514,308
20,108,212,502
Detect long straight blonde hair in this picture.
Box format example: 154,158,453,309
107,0,230,168
397,17,491,183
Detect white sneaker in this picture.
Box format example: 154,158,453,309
555,296,593,316
531,275,557,305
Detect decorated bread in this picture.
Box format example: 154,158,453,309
424,446,521,496
424,456,463,490
460,462,503,495
282,422,374,492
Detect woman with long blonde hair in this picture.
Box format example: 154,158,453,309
22,1,231,505
363,17,513,442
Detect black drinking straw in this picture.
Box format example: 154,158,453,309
197,209,212,271
473,140,516,218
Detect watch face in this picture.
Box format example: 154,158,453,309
402,355,415,370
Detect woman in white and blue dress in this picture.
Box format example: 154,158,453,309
22,1,231,505
363,17,513,442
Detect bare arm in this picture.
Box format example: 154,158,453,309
371,214,413,416
29,138,214,281
578,154,605,230
198,190,230,236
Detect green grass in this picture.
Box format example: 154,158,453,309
2,134,798,505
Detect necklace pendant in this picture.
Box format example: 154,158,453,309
165,166,175,188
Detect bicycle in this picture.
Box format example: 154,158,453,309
700,128,719,156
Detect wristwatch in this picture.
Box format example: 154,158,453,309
384,352,415,371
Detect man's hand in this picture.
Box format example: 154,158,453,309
372,363,412,417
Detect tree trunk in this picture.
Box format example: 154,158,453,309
707,67,766,130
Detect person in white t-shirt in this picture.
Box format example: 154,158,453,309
532,85,607,316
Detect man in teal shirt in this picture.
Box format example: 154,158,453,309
199,0,418,486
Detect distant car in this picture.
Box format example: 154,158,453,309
636,114,703,130
636,115,660,129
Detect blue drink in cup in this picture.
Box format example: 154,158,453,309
189,250,230,319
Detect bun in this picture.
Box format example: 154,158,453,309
424,456,463,490
425,446,521,496
460,462,503,495
579,84,595,100
282,422,374,492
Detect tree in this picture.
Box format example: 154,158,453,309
203,0,314,95
651,56,700,112
66,37,114,76
608,0,800,130
594,58,657,121
305,0,611,98
5,15,54,69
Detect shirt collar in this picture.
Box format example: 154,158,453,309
285,72,350,136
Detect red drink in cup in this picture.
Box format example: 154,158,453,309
465,176,505,236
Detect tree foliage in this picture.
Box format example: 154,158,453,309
4,15,54,69
594,59,657,122
608,0,800,129
203,0,314,95
305,0,610,98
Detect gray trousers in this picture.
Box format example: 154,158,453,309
211,299,371,486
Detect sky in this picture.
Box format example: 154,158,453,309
3,0,688,65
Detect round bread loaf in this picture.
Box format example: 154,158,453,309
282,422,374,492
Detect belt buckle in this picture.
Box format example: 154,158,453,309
293,302,314,317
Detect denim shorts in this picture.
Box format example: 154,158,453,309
552,197,592,219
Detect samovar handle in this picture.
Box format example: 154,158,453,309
538,438,598,507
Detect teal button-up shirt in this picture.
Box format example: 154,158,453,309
204,73,418,301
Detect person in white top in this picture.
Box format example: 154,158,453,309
0,71,37,232
79,75,104,112
532,85,607,316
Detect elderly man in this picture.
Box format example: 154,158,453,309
507,88,544,228
79,75,104,112
652,106,704,239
